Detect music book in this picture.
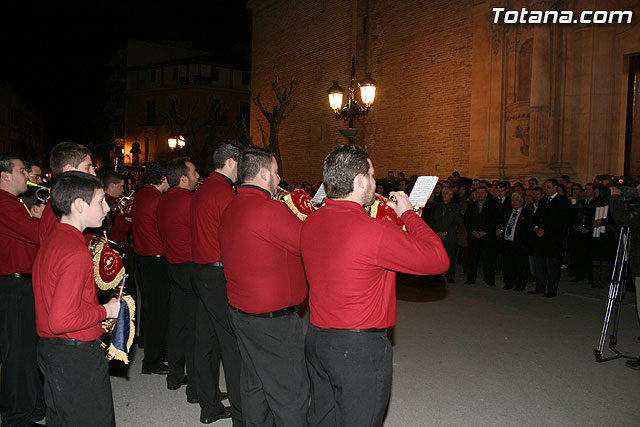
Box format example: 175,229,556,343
409,176,439,208
312,183,326,205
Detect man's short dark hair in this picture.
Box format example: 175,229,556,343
477,185,488,192
213,141,245,169
528,177,539,184
323,145,370,199
99,170,123,188
141,160,167,186
585,183,596,190
498,180,510,190
49,142,91,177
238,147,274,184
533,186,543,192
166,157,191,188
51,171,104,217
23,160,42,172
399,178,409,186
20,188,45,210
544,178,559,187
560,175,571,182
0,154,21,175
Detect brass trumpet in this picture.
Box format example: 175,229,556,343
26,181,51,204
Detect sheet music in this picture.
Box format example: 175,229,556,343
409,176,439,208
312,183,326,205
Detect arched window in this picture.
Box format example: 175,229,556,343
517,39,533,102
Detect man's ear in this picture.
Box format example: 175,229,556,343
260,167,268,181
354,174,365,190
180,175,188,186
225,158,236,170
71,197,85,215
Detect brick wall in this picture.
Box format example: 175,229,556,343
249,0,474,183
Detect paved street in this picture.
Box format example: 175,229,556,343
110,271,640,426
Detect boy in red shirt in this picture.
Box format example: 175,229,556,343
33,171,121,427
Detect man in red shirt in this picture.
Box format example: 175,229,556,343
132,161,170,376
301,145,449,427
156,157,206,408
33,171,121,427
99,170,131,244
191,142,244,425
39,142,96,243
0,154,44,427
220,147,309,427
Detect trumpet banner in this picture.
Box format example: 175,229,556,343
102,296,136,364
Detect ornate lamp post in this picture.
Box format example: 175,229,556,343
167,135,186,151
327,56,377,145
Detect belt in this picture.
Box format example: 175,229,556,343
2,273,32,279
316,325,387,333
209,262,223,267
40,337,98,346
229,305,296,318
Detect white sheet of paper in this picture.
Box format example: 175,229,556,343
409,176,439,208
312,183,326,205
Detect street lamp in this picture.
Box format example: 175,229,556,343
168,135,186,150
327,56,377,145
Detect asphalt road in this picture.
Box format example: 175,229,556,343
108,271,640,426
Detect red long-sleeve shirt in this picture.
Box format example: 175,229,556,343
300,199,449,329
220,186,307,313
39,202,57,244
0,188,39,274
132,184,164,256
191,172,235,264
33,223,106,341
105,193,131,243
157,187,193,264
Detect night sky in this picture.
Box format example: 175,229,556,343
2,1,252,151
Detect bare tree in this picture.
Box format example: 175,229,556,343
251,75,297,177
163,98,227,173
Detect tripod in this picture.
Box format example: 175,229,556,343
593,226,635,362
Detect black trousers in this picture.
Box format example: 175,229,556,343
37,338,115,427
136,255,170,371
305,325,392,427
0,276,44,427
573,234,593,281
534,255,562,294
467,235,496,284
502,241,529,290
166,262,197,399
192,264,242,424
228,308,309,427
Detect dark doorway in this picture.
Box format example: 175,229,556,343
624,55,640,176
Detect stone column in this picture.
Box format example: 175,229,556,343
528,24,551,168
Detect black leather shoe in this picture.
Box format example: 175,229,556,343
464,281,475,285
528,289,544,295
570,277,583,283
200,405,231,424
502,285,513,290
187,396,199,404
142,363,170,375
543,292,557,298
485,282,495,287
514,287,525,292
167,376,188,391
447,278,455,284
626,358,640,371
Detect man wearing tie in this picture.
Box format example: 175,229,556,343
496,192,534,291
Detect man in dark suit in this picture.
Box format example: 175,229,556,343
570,183,598,283
464,186,499,286
529,179,572,298
496,192,533,291
428,187,461,283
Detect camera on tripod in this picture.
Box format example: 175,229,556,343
596,175,639,203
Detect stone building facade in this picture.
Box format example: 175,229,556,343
248,0,640,184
